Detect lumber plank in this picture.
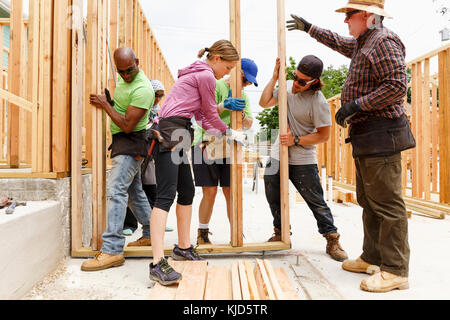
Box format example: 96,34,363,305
244,261,260,300
254,259,275,300
263,259,284,300
438,49,450,204
71,0,84,252
231,261,242,300
229,0,243,247
204,266,233,300
7,0,23,168
238,261,251,300
274,267,301,300
277,0,290,245
148,260,187,300
174,261,208,300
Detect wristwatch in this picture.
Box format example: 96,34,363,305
294,136,300,146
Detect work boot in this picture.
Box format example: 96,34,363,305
342,256,381,275
268,228,281,242
127,237,151,247
324,233,348,262
171,244,204,261
360,271,409,293
197,228,212,245
81,252,125,272
149,258,182,286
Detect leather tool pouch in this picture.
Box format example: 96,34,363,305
346,114,416,158
158,116,194,153
110,129,151,159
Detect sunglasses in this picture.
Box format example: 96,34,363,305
155,93,165,98
345,10,361,20
292,72,316,87
117,67,136,75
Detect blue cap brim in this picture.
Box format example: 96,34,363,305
244,73,258,87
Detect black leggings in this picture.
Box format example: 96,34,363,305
154,143,195,212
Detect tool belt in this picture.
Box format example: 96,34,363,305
110,129,152,159
157,116,194,153
346,113,416,158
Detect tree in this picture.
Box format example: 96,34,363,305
256,58,349,140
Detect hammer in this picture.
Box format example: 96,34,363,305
148,129,163,157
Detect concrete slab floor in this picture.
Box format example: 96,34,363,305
22,179,450,300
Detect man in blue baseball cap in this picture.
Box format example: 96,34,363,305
192,58,258,245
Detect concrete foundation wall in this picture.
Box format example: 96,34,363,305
0,174,94,256
0,202,63,300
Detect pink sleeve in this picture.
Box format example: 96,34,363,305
195,72,228,134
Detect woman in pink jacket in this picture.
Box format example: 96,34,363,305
149,40,245,286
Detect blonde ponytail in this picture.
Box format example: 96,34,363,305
198,40,240,62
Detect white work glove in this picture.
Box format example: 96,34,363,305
227,128,247,146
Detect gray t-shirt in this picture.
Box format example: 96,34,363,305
272,81,331,165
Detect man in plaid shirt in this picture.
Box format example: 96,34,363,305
287,0,416,293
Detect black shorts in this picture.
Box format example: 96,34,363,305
191,146,230,187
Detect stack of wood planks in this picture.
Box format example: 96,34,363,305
148,259,301,300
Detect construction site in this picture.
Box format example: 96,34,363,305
0,0,449,304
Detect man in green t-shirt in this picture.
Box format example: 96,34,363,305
82,47,155,272
192,58,258,245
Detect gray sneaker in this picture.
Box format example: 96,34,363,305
149,258,182,286
171,244,204,261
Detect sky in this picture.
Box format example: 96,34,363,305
141,0,450,132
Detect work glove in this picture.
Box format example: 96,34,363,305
335,101,361,128
286,14,312,33
227,128,247,146
224,97,246,111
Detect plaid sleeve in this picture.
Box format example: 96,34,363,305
309,25,356,59
356,37,407,111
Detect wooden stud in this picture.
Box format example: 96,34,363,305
254,259,276,300
438,49,450,204
277,0,290,245
263,259,284,300
244,261,260,300
7,0,23,168
229,0,243,247
274,268,301,300
422,59,431,200
238,261,251,300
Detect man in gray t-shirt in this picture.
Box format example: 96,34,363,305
259,55,348,262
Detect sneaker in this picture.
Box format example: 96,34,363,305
123,228,133,236
165,226,174,232
171,244,204,261
149,258,182,286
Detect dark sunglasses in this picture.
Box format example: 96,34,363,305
345,10,361,20
292,72,316,87
117,67,136,75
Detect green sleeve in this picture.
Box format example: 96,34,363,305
130,86,154,110
242,91,253,119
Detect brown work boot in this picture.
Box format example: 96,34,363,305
81,252,125,272
268,228,281,242
197,229,212,245
324,233,348,262
360,271,409,293
342,256,381,275
127,237,151,247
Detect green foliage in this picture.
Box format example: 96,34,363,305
321,65,349,99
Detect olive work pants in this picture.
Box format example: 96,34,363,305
355,153,410,277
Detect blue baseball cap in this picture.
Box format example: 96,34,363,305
241,58,258,87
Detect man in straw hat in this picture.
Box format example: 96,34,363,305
286,0,416,293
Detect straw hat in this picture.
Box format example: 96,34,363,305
335,0,392,18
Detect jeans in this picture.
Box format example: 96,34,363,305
264,159,338,235
101,155,151,255
355,153,410,277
